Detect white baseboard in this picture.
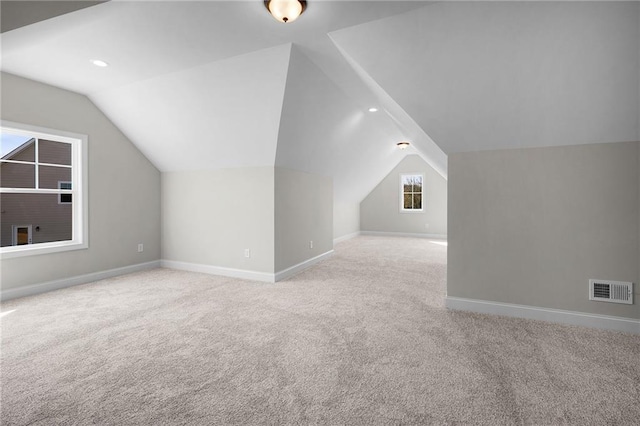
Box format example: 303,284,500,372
160,260,276,283
1,260,161,302
333,232,360,244
361,230,447,240
275,250,334,281
446,296,640,335
162,250,335,284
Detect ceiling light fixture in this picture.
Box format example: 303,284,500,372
264,0,306,23
397,141,410,150
368,107,378,112
91,59,108,67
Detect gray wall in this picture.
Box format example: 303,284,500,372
161,168,275,273
275,167,333,272
333,201,359,240
360,155,447,236
448,142,639,320
0,72,161,290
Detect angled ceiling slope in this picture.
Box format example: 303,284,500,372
90,44,292,171
330,1,640,153
0,1,428,95
329,35,447,178
2,1,444,204
276,45,411,203
0,1,107,33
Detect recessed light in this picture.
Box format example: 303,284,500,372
397,141,410,150
91,59,109,67
368,107,378,112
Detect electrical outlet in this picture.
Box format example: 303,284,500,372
309,240,313,249
244,249,251,258
137,243,144,253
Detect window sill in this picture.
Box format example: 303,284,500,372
1,241,88,259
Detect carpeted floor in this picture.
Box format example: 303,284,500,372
1,236,639,425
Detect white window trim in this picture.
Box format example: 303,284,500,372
1,120,88,259
399,173,424,212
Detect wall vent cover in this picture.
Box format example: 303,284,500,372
589,280,633,305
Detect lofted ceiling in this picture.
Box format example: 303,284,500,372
1,1,638,204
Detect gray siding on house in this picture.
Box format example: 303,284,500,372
1,193,71,246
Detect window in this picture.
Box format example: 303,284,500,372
58,181,72,204
400,173,423,211
1,121,88,258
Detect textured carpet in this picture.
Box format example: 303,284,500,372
1,236,639,425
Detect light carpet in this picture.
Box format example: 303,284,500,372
1,236,639,425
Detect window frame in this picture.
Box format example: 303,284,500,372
399,173,424,212
1,120,88,258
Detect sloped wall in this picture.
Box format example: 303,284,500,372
360,155,447,236
0,72,161,291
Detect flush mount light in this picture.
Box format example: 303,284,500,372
91,59,108,67
264,0,306,23
397,141,410,150
368,107,378,112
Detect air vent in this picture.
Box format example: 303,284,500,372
589,280,633,304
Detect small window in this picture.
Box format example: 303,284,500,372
400,173,423,211
59,181,72,204
1,121,88,258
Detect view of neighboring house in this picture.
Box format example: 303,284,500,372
0,137,72,247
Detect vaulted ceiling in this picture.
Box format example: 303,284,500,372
1,1,638,204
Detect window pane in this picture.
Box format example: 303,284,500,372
38,165,72,189
1,134,34,161
0,193,72,247
414,194,422,209
404,194,412,209
0,162,35,188
402,175,423,193
402,175,413,193
39,139,71,165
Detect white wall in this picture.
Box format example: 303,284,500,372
275,168,333,272
0,72,161,291
360,155,447,236
448,142,639,320
161,168,275,274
